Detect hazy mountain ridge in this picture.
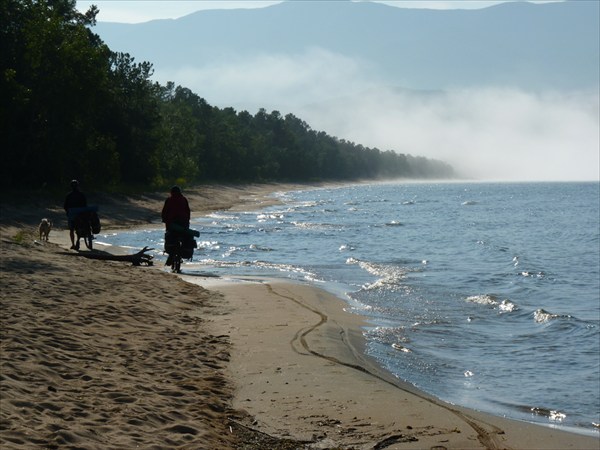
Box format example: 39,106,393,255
94,1,599,92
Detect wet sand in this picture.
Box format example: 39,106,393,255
1,183,598,449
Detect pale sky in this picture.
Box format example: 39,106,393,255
76,1,556,24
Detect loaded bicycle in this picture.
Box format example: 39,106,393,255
69,206,101,251
164,224,199,273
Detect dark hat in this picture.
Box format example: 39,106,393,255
170,185,181,194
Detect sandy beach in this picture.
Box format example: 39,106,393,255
1,183,598,449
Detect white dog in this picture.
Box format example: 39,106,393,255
39,218,52,241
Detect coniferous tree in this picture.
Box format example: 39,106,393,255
1,0,454,190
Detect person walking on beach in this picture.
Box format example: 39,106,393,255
161,185,191,231
64,179,87,249
161,186,191,268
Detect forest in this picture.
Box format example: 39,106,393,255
1,0,454,191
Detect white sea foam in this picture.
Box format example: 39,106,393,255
531,407,567,422
249,244,272,252
392,343,412,352
257,213,284,221
466,294,499,306
207,212,238,220
533,308,561,323
366,326,410,344
292,221,340,230
466,295,518,313
198,240,220,250
499,299,518,313
520,271,545,278
358,261,407,291
222,246,239,257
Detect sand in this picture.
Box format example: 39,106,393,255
1,183,598,449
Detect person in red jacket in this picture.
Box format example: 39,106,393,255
161,185,191,231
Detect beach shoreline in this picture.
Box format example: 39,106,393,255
1,183,598,449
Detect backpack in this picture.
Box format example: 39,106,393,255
90,211,101,234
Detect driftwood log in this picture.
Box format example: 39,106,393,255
62,246,154,266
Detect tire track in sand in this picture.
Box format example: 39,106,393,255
265,283,510,450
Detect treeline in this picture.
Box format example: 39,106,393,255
1,0,454,190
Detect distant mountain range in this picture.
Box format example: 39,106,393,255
94,1,599,93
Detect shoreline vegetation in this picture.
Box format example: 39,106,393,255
3,1,454,191
1,183,598,449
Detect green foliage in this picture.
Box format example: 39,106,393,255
1,0,113,187
12,230,26,244
1,0,454,191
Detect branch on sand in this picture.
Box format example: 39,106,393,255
62,246,154,266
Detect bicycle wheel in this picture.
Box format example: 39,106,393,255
171,253,182,273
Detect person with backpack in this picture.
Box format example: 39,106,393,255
161,186,192,268
161,185,190,231
64,180,87,249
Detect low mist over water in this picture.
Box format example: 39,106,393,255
161,55,599,181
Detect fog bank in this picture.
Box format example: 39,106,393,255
157,50,599,181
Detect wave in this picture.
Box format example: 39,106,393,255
292,221,343,231
499,299,518,312
254,261,318,279
518,271,546,278
466,294,500,306
346,258,408,291
370,220,404,228
249,244,273,252
491,400,575,426
365,326,411,344
197,240,220,250
464,300,589,331
206,212,238,220
285,200,329,213
256,213,285,221
197,258,317,280
514,405,568,422
392,343,412,353
533,308,572,324
465,295,519,313
533,309,557,323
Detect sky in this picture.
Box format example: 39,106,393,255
75,1,597,181
76,1,557,24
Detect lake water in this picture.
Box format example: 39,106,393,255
99,181,600,433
